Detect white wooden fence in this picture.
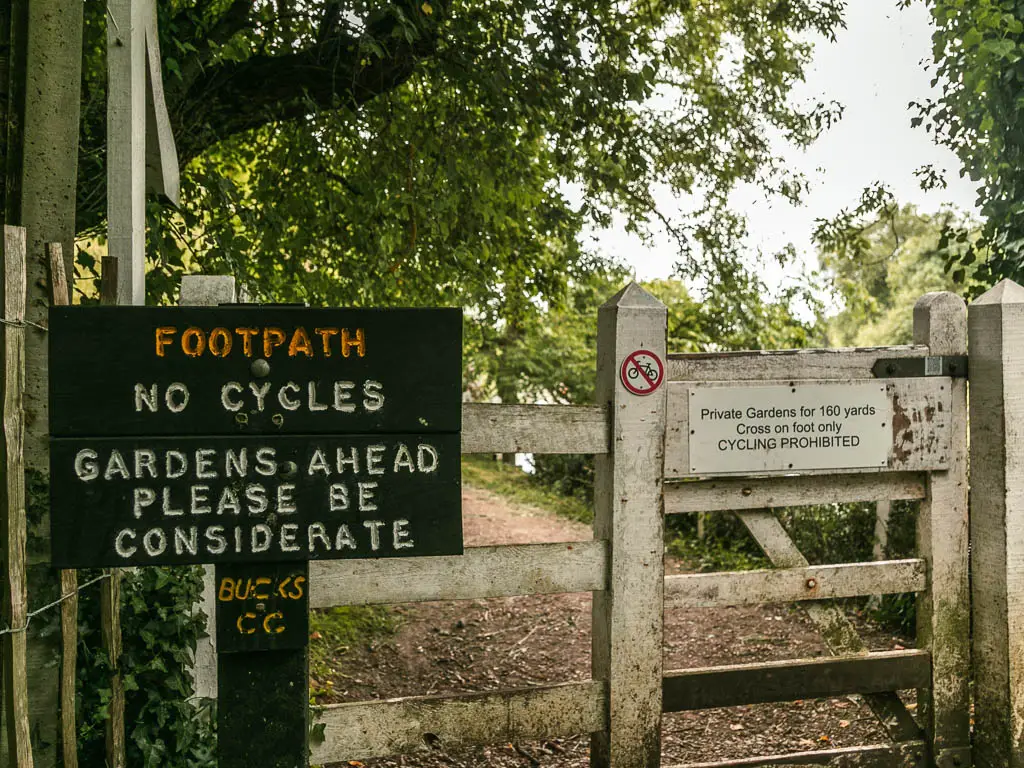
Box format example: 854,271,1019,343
12,271,1024,768
278,283,967,768
178,277,1024,768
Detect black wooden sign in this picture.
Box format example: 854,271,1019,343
50,434,460,567
49,306,461,436
48,307,463,568
50,304,463,768
216,561,309,654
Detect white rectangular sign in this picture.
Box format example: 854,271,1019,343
687,381,892,475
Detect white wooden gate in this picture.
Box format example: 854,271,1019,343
304,284,972,768
660,290,969,768
180,278,972,768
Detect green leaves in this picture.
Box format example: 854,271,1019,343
77,567,214,768
816,202,984,347
920,0,1024,285
74,0,846,320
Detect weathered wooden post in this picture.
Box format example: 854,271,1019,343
913,291,970,767
7,1,85,764
1,226,32,768
969,279,1024,768
592,282,667,768
107,0,179,305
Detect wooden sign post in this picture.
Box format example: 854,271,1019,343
47,306,463,766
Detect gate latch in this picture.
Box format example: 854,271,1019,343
872,355,968,379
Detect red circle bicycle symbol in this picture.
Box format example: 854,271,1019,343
620,350,664,396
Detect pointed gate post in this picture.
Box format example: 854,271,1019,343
969,279,1024,768
592,283,667,768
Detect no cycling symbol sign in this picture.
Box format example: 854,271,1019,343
620,350,664,396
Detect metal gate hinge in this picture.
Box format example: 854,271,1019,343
872,355,968,379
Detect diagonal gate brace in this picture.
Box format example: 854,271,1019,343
738,510,921,742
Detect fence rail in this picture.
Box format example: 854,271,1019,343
664,473,927,514
662,650,931,712
311,680,606,764
664,559,926,609
667,345,930,382
310,540,606,607
665,742,927,768
461,402,608,454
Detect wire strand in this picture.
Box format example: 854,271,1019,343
0,317,47,331
0,572,111,637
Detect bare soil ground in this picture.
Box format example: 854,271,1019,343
315,486,913,767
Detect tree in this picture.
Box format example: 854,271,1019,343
816,203,983,346
72,0,845,310
915,0,1024,285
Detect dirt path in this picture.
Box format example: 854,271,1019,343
316,486,912,766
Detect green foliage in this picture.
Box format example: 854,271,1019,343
869,500,919,635
668,503,880,575
530,454,595,508
77,567,214,768
309,605,400,701
666,512,768,573
466,264,627,405
777,504,876,565
77,2,844,320
817,203,984,346
911,0,1022,286
648,273,820,354
462,455,593,524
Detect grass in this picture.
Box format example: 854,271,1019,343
461,455,593,523
308,605,400,701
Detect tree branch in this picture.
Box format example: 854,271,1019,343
75,2,444,231
171,9,439,164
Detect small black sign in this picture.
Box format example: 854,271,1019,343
49,307,461,436
216,562,309,653
50,434,461,567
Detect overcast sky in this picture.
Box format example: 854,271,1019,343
592,0,978,289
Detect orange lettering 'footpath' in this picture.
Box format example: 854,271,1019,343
218,574,306,635
155,326,366,359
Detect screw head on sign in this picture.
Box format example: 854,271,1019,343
805,578,817,590
251,358,271,377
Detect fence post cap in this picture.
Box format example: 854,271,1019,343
179,274,237,305
601,281,665,310
972,279,1024,307
914,290,966,314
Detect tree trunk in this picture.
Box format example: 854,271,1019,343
0,1,83,765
